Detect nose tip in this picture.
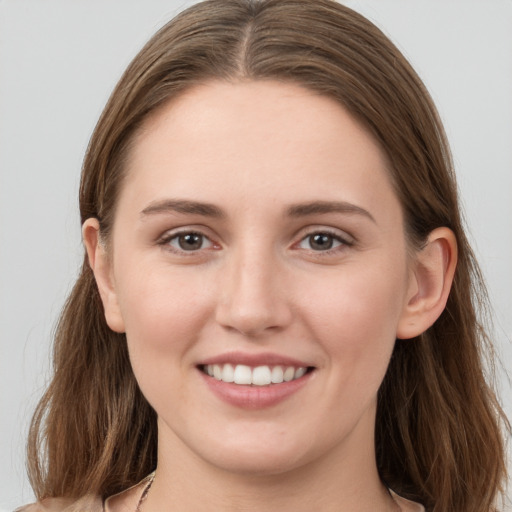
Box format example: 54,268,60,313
215,255,292,338
218,303,284,338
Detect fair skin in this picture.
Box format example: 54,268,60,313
84,81,456,512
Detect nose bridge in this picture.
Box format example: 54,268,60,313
216,237,291,336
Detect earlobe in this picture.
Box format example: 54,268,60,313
82,218,125,333
396,227,457,340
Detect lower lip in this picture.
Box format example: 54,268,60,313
199,369,313,410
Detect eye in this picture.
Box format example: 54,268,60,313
297,231,347,251
166,231,214,252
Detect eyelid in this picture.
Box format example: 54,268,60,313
157,226,221,254
155,224,354,255
292,226,354,252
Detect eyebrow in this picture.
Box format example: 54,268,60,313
140,199,225,218
140,198,375,223
286,201,376,223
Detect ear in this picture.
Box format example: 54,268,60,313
396,227,457,340
82,218,125,333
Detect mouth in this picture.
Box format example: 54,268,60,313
197,353,316,408
199,363,314,386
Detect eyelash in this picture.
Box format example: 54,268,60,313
295,229,353,254
158,230,217,254
157,228,353,256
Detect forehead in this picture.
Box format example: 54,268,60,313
121,80,399,222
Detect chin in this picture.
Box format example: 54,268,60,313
188,424,329,478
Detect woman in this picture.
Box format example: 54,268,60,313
17,1,509,511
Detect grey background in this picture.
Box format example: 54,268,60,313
1,1,511,509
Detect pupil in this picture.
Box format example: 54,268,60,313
179,233,202,250
311,233,333,250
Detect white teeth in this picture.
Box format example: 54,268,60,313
233,364,252,385
271,366,284,384
252,366,272,386
294,367,307,379
221,363,234,383
204,364,309,385
283,367,295,382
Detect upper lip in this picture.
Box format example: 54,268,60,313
198,351,313,368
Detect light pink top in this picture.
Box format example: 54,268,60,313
390,490,425,511
16,475,425,511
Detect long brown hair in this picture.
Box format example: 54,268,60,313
27,1,509,510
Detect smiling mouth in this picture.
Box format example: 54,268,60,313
200,364,314,386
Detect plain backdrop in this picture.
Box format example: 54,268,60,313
1,1,511,510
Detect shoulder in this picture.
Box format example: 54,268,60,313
15,474,153,512
104,473,154,512
15,495,103,512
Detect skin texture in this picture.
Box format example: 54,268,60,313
84,81,456,512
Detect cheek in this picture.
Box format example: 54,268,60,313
114,261,213,358
114,265,215,413
303,258,408,375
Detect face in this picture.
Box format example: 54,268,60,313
99,81,416,476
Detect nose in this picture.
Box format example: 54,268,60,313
215,245,293,338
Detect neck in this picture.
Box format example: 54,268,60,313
144,415,396,512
